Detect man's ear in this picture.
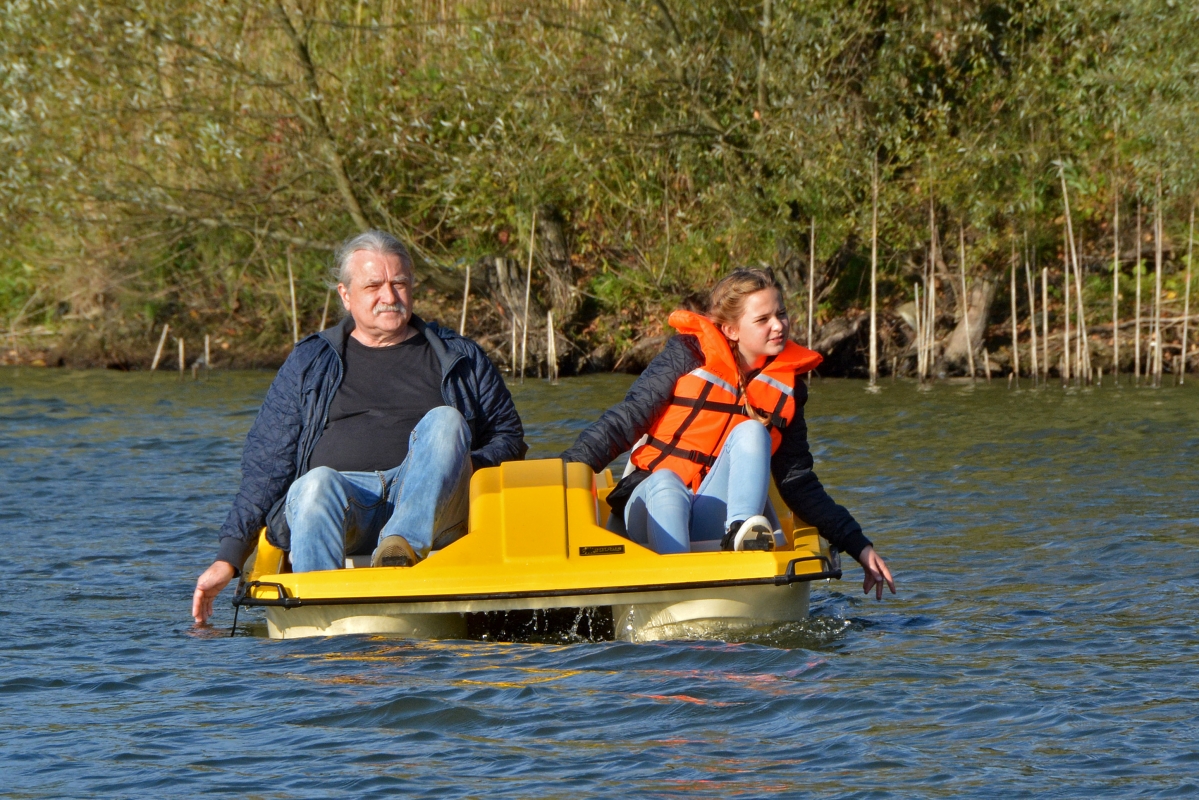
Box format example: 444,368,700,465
337,283,351,310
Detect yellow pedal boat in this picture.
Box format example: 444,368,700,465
233,459,841,641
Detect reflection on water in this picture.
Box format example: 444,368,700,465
1,368,1197,797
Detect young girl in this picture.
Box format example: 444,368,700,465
561,268,895,599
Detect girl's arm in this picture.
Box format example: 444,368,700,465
561,335,701,472
770,380,874,562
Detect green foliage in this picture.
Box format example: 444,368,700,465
1,0,1197,357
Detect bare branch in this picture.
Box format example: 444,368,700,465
273,0,371,232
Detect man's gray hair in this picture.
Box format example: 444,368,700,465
333,230,414,287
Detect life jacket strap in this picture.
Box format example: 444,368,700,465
669,395,787,432
669,396,745,415
767,391,789,430
644,381,716,472
645,436,719,468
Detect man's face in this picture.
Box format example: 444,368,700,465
338,250,414,346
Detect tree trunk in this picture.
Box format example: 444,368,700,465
535,204,578,322
485,255,529,323
942,275,996,373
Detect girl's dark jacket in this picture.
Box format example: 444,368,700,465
560,334,872,561
214,315,527,570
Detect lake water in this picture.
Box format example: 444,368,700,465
1,368,1196,797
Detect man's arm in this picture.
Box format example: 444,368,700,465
466,345,528,469
193,348,310,624
213,357,307,568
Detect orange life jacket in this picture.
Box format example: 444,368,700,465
629,310,823,490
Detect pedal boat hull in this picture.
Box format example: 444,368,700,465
235,459,840,641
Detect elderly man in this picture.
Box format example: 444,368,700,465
192,230,526,624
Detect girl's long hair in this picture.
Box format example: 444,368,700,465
707,267,785,329
706,267,785,422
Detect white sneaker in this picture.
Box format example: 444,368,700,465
731,515,777,551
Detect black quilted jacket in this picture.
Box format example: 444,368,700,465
214,315,527,568
560,335,872,561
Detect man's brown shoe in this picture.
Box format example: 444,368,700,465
371,535,418,568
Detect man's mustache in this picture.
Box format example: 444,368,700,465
373,301,407,316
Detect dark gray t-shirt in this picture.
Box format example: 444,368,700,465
307,333,444,472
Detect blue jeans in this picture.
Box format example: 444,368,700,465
624,420,777,554
286,406,472,572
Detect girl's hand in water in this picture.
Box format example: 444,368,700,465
858,546,896,600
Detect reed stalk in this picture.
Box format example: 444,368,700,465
658,178,670,285
1025,252,1039,386
1112,184,1120,384
926,189,938,380
1060,167,1083,383
959,226,975,381
915,283,924,379
807,217,815,349
459,261,471,335
1063,222,1071,385
1135,201,1142,384
1010,241,1020,383
546,310,559,384
920,256,930,381
204,334,211,372
920,254,928,379
1042,267,1050,381
177,337,185,376
508,267,517,373
286,250,299,344
519,210,537,383
924,252,933,379
1059,166,1079,381
921,262,928,379
150,324,169,371
927,272,935,380
1072,230,1091,383
869,155,879,387
1153,175,1164,386
319,289,331,332
1182,205,1195,384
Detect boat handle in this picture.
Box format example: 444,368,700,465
777,554,843,585
232,580,301,609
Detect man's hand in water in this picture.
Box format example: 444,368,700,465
858,546,896,601
192,561,237,625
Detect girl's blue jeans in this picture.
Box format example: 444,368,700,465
624,420,778,554
285,406,472,572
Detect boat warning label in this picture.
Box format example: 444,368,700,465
579,545,625,556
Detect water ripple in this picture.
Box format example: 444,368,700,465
0,370,1197,797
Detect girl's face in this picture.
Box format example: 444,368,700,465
721,288,790,370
